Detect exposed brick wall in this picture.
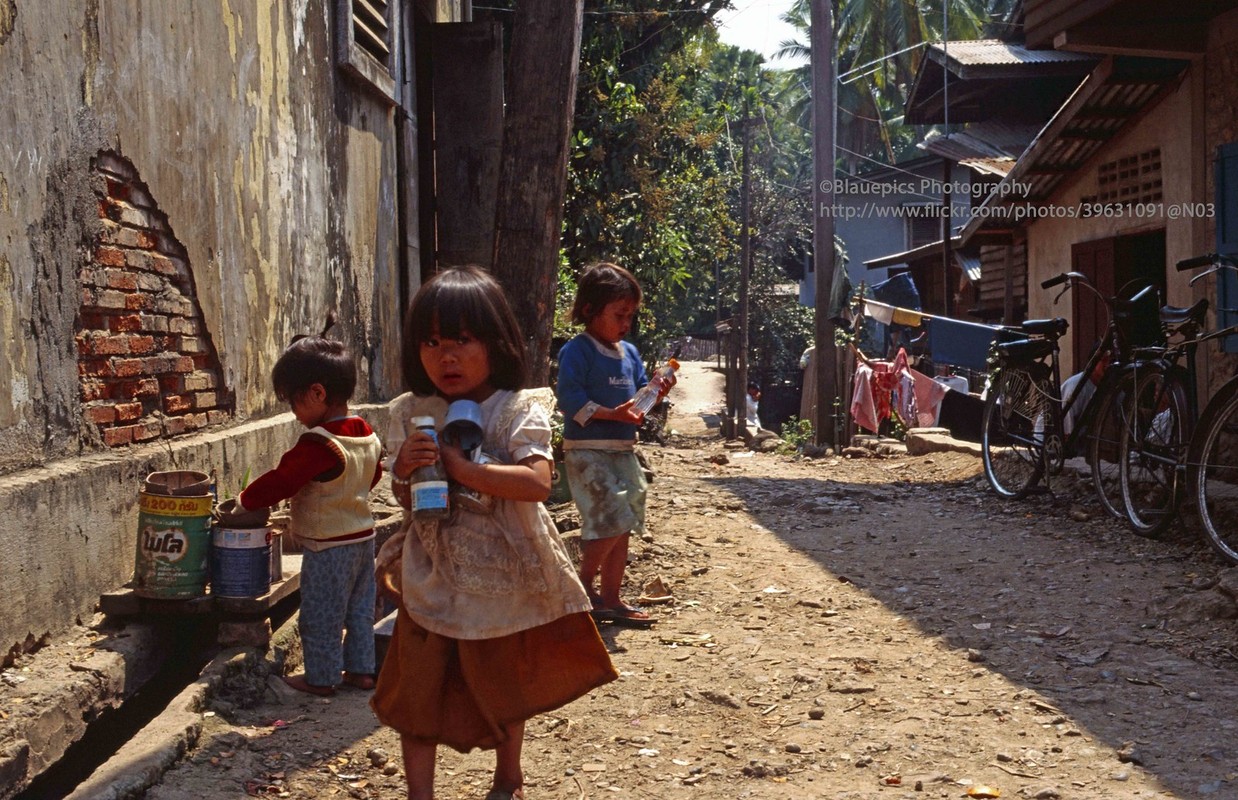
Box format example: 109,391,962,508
76,152,232,447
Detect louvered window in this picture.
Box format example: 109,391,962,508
352,0,391,66
335,0,397,103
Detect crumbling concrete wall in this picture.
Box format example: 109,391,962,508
0,1,410,473
0,0,440,661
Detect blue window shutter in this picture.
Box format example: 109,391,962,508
1216,142,1238,352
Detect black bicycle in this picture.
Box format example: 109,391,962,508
982,272,1161,508
1118,253,1238,556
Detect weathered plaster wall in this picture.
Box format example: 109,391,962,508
1025,82,1194,377
0,1,406,474
0,0,430,658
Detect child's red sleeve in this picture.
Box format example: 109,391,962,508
238,436,339,509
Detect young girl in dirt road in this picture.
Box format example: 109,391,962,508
555,262,674,628
372,266,616,800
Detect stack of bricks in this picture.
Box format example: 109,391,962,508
77,152,231,447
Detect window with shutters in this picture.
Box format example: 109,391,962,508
905,208,939,249
335,0,397,103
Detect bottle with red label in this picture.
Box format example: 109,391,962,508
631,358,679,416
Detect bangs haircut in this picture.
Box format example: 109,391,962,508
402,265,528,395
271,336,357,404
571,262,641,325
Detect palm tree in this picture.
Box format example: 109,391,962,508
774,0,1019,169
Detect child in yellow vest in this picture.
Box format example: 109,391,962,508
237,321,383,696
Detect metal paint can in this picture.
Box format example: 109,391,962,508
210,526,272,598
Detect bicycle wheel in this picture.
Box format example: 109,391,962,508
1189,382,1238,564
1087,370,1136,519
1118,368,1189,537
982,365,1048,499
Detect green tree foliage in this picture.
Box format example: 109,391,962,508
559,2,821,387
562,2,736,362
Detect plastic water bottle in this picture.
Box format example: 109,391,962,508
409,416,449,519
631,358,680,416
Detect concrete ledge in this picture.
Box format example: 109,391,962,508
0,620,170,800
53,635,304,800
0,402,390,666
850,434,908,457
63,648,246,800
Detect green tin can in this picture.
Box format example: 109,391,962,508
133,490,213,599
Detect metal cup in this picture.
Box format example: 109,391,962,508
443,399,484,455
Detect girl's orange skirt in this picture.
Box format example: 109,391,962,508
370,608,617,753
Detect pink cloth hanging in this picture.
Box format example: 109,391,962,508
851,362,878,433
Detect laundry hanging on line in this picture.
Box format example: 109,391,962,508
858,299,1000,372
849,351,956,434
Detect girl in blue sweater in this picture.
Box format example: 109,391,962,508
555,263,674,628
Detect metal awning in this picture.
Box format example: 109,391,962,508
905,40,1097,125
959,54,1188,243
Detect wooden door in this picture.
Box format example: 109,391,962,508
1071,238,1115,370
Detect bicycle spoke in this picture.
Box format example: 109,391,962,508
1089,374,1132,519
983,368,1046,500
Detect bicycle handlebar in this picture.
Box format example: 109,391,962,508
1177,253,1238,271
1041,271,1087,290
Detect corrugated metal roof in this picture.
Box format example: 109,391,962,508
905,41,1097,124
862,243,983,288
930,40,1096,71
918,122,1040,177
955,251,983,283
958,157,1017,177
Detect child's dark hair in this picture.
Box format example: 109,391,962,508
747,382,760,393
402,265,528,395
271,313,357,403
571,262,642,325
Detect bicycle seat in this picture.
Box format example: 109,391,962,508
996,337,1055,362
1160,298,1209,326
1018,318,1069,339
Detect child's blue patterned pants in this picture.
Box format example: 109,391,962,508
299,539,376,687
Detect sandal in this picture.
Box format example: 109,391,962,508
282,674,336,697
341,672,376,690
593,603,655,628
484,787,524,800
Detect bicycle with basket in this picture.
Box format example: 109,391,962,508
980,271,1169,510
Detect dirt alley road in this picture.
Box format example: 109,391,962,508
147,361,1238,800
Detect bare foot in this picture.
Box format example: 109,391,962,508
341,672,375,690
283,674,336,697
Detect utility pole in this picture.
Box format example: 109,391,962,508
737,111,752,439
811,0,838,447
